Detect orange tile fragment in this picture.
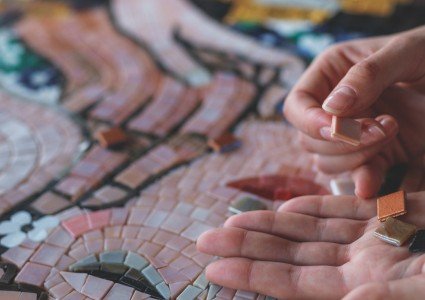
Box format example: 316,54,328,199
331,116,361,146
377,190,407,222
95,127,128,148
207,133,241,153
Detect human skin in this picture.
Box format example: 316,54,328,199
198,191,425,299
283,26,425,199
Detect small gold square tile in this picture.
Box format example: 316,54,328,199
374,217,416,247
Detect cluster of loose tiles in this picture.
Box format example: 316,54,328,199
374,191,425,251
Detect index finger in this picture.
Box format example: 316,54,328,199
284,45,354,139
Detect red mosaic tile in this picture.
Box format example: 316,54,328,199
87,210,111,229
62,215,91,238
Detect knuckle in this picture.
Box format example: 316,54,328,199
351,59,381,80
321,43,345,59
303,107,322,137
283,99,291,120
315,158,338,174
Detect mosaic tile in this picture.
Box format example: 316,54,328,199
170,282,190,299
1,247,33,268
377,191,406,221
15,262,51,287
45,227,75,248
62,291,86,300
31,192,71,215
124,252,149,271
141,265,163,286
177,285,203,300
181,222,214,242
62,215,91,238
0,263,18,284
229,197,268,214
81,275,114,300
93,186,127,204
104,283,134,300
208,133,242,153
193,273,209,290
374,217,417,247
330,178,355,196
18,292,38,300
100,250,126,264
156,281,171,299
207,284,222,300
49,281,73,299
96,128,129,148
68,254,98,272
60,271,87,292
0,291,21,300
331,116,361,146
101,263,129,275
30,244,65,267
409,230,425,253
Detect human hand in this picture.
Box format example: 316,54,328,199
284,26,425,198
197,192,425,299
111,0,304,87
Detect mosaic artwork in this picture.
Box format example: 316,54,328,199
0,0,424,299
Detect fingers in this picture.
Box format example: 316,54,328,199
343,275,425,300
315,145,385,174
223,210,366,244
300,115,398,155
351,155,389,198
205,258,346,299
278,195,376,220
198,227,349,266
112,0,212,87
322,33,425,117
283,42,359,139
178,1,305,74
401,192,425,228
284,63,337,139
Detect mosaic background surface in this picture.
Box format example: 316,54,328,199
0,0,424,299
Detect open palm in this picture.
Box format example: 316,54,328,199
197,192,425,299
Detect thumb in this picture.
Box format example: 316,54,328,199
322,33,425,116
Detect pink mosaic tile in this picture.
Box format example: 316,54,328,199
1,246,33,268
15,262,51,287
60,271,87,292
81,275,113,299
87,210,111,229
104,283,134,300
45,227,75,248
62,215,90,238
49,282,73,299
30,244,66,267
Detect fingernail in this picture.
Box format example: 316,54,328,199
322,86,357,114
379,117,397,133
367,125,386,138
320,126,332,140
